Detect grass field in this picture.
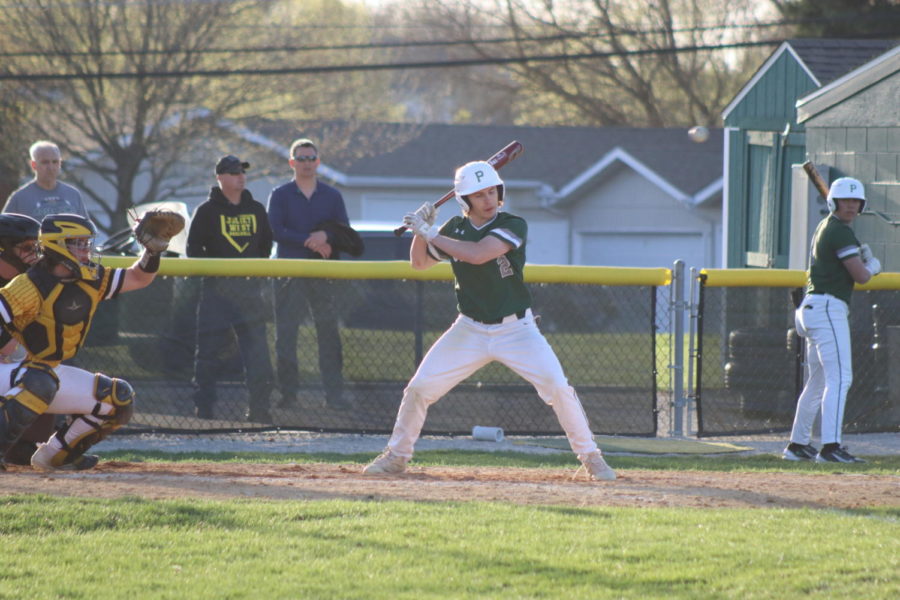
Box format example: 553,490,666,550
2,451,897,600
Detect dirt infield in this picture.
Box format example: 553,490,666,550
3,462,898,509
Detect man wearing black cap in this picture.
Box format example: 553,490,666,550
186,155,275,422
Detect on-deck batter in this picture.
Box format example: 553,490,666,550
363,161,615,481
784,177,881,463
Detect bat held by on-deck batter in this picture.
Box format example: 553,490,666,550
801,161,830,200
393,140,525,236
802,160,900,226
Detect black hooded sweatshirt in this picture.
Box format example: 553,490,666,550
186,186,273,259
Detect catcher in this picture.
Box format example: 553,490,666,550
0,209,183,470
0,212,59,466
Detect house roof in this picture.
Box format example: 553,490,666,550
788,38,898,86
797,44,900,123
241,119,723,202
722,38,898,119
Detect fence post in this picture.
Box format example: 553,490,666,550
671,260,685,436
685,267,699,435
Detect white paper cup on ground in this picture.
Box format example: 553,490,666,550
471,426,504,442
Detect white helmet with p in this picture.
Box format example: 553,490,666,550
453,161,504,213
826,177,866,214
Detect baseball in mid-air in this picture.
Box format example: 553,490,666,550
688,125,709,143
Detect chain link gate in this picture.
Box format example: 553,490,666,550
692,269,900,436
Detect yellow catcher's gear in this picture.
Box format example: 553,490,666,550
0,363,59,463
30,374,134,470
39,214,100,281
0,264,125,366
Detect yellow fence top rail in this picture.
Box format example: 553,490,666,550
700,268,900,290
98,256,671,286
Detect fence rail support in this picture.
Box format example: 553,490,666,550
671,260,686,436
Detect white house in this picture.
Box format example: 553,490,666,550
74,120,724,270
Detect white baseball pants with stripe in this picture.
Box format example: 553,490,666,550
385,310,600,459
790,293,852,446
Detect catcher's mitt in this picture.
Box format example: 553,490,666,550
133,209,185,255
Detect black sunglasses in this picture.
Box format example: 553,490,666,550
293,155,318,162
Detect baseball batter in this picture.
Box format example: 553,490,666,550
784,177,881,463
363,161,615,481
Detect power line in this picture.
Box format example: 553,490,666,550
0,39,784,81
1,12,897,59
0,32,591,59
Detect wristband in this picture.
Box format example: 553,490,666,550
138,249,160,273
423,224,440,242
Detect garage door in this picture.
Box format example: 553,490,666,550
579,231,707,269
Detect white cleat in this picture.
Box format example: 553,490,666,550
363,449,408,474
31,443,99,471
577,450,616,481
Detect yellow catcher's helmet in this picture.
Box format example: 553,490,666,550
39,213,99,280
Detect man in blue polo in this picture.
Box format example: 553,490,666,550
266,138,349,410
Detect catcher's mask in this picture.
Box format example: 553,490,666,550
39,213,100,280
826,177,866,214
0,213,41,272
454,161,504,213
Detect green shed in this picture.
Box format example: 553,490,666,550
722,39,896,268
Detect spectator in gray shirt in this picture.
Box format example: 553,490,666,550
3,141,89,220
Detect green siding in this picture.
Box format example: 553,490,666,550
725,51,818,131
727,134,746,267
728,130,807,268
726,46,819,268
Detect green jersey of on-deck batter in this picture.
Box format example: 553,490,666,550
438,211,531,322
806,214,861,305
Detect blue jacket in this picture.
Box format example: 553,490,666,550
266,179,349,259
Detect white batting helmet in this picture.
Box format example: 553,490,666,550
454,161,504,212
826,177,866,213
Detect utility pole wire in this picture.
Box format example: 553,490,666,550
0,39,783,81
2,15,896,59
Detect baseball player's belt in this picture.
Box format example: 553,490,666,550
470,309,528,325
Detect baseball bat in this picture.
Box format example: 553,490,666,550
803,161,900,225
801,161,830,200
393,140,525,236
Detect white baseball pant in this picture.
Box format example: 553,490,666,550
0,363,118,451
386,310,599,459
790,293,852,446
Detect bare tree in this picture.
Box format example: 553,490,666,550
393,0,773,127
0,0,402,233
0,89,31,200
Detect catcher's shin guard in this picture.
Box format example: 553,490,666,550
1,365,57,460
0,398,44,460
31,374,134,470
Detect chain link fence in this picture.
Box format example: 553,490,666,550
85,261,669,438
694,272,900,436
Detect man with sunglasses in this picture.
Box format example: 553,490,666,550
186,155,275,423
267,138,349,411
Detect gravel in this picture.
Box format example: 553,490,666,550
98,431,899,457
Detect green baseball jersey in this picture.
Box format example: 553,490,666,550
806,214,861,305
438,212,531,321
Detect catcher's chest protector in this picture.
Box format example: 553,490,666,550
3,267,119,364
